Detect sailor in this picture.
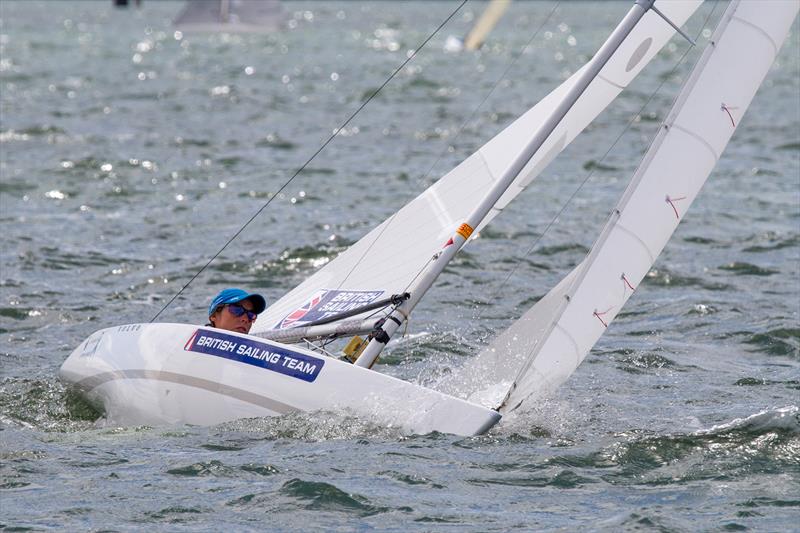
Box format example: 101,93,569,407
207,288,267,334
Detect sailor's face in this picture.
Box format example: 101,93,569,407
211,299,257,334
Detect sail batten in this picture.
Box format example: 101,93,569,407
670,124,721,162
489,0,798,414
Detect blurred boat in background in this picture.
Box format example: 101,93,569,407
173,0,284,33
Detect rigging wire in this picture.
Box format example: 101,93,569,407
323,2,560,349
336,2,561,291
150,1,468,322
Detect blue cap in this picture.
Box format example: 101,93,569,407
208,288,267,318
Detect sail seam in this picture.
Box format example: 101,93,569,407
668,123,720,162
554,323,581,359
597,74,625,90
478,149,498,184
730,16,779,55
478,149,503,213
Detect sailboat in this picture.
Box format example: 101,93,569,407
60,1,798,436
173,0,284,33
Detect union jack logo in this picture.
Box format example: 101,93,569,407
277,290,329,329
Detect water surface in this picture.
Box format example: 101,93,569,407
1,1,798,530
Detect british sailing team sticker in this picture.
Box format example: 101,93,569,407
276,289,384,329
185,329,324,382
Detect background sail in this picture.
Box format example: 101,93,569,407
463,0,511,51
173,0,284,33
253,2,702,334
489,0,799,414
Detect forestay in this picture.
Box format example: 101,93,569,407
483,0,799,414
253,1,702,335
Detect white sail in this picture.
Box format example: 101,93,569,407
254,1,702,335
489,0,799,414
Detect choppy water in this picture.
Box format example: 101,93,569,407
1,1,798,530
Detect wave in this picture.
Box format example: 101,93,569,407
742,234,799,253
608,349,682,375
486,406,799,489
224,478,389,517
742,327,800,357
597,406,800,485
644,267,733,291
0,377,101,432
718,262,779,276
211,410,405,442
21,246,128,271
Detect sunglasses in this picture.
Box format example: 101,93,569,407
226,304,258,321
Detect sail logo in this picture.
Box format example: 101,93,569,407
276,289,384,329
185,329,324,382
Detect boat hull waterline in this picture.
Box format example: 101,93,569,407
60,323,501,436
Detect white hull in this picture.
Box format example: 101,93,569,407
59,323,500,436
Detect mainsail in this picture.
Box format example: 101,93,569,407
485,0,799,414
254,1,702,335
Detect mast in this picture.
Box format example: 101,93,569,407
354,0,669,369
220,0,230,23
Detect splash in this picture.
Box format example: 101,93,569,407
0,377,101,432
212,409,406,442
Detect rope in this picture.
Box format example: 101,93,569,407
336,2,562,291
150,1,469,322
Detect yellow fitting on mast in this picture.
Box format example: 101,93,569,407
343,335,368,363
456,223,474,240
